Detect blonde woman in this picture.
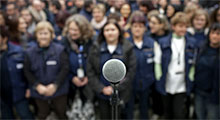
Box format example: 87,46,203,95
91,3,107,36
187,9,210,48
24,21,69,119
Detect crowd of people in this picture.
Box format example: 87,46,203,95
0,0,219,119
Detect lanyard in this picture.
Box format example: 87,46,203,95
78,45,84,68
172,39,185,65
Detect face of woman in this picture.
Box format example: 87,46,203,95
104,23,120,44
193,15,206,30
21,10,32,24
166,5,175,17
149,16,163,34
209,29,220,48
92,8,104,23
131,22,146,38
68,21,81,40
120,4,131,18
18,17,27,33
36,28,52,47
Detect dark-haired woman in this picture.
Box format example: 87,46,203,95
0,26,33,119
87,20,136,119
125,13,155,119
194,23,220,119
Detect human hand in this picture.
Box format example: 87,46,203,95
36,84,47,95
25,89,31,98
80,77,88,86
72,76,88,87
102,86,113,96
44,84,57,96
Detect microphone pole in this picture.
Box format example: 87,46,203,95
110,82,120,120
102,59,126,120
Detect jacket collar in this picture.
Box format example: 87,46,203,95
185,34,196,49
35,42,56,57
187,27,209,35
100,41,122,55
128,33,153,49
7,42,21,55
160,33,195,49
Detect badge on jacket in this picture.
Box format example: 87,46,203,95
46,60,57,65
77,68,85,78
16,63,23,69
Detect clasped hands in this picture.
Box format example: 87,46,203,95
36,84,57,96
72,76,88,87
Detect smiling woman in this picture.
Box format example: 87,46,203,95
24,21,70,119
34,21,55,47
187,8,210,49
194,23,220,120
91,3,107,33
59,14,95,119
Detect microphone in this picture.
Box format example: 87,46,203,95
102,59,126,84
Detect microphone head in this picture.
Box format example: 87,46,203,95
102,59,126,84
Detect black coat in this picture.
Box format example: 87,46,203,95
86,39,136,103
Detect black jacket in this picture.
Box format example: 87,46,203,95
86,39,136,103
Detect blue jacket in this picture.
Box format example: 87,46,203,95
0,43,27,103
194,45,219,104
187,28,209,49
127,34,155,91
64,37,92,83
156,33,198,95
25,42,69,99
80,9,92,21
98,42,124,99
59,36,93,79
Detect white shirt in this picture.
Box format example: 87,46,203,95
107,44,117,54
134,40,143,49
165,36,186,94
154,41,162,64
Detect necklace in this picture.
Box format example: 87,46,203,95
172,38,185,65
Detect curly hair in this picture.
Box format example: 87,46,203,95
62,14,94,41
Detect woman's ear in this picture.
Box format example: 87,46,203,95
52,33,56,39
144,26,147,32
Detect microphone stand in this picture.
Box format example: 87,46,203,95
110,83,120,120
